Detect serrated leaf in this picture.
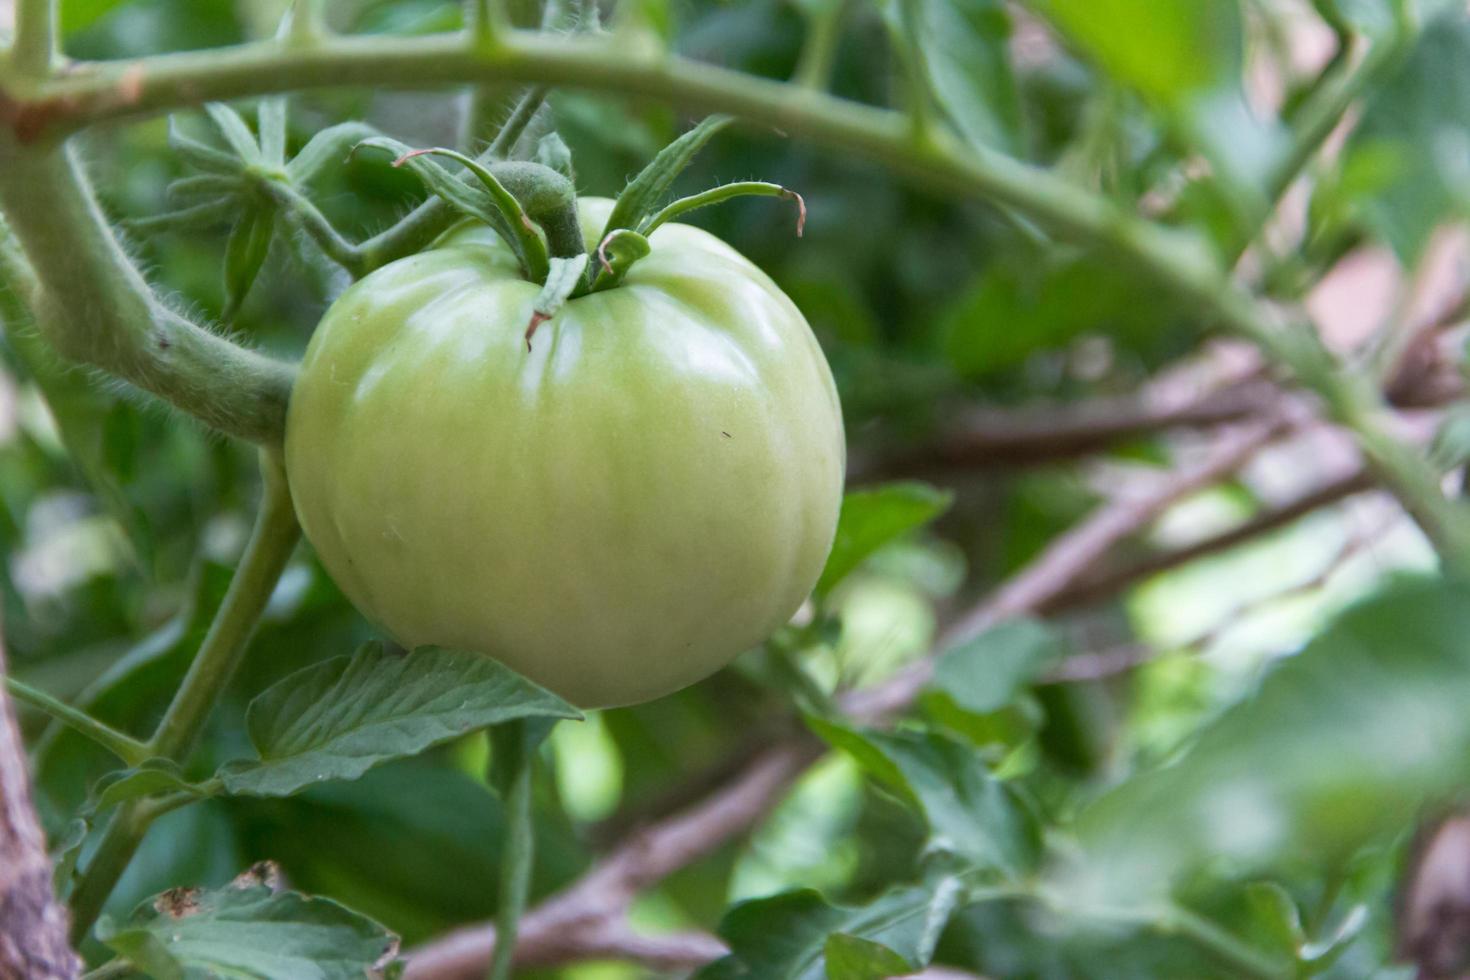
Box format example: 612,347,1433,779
217,643,579,798
599,115,733,242
97,879,400,980
809,720,1040,876
222,206,276,322
816,483,952,597
695,883,958,980
204,103,263,164
1064,578,1470,905
886,0,1023,154
932,619,1067,716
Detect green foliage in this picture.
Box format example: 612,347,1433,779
218,643,578,798
97,873,401,979
8,1,1470,978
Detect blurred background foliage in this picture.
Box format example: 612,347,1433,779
7,0,1470,977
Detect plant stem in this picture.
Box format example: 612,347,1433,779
67,450,299,942
792,0,848,91
2,678,151,766
0,143,294,445
12,0,58,78
487,719,537,980
148,451,299,760
260,178,367,276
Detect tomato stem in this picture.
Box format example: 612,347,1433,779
66,450,301,943
487,718,540,980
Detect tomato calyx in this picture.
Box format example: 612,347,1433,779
347,117,806,344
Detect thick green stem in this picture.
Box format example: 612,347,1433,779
67,451,300,941
148,452,299,759
2,678,151,766
0,142,294,445
487,720,536,980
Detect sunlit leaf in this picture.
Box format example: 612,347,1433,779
217,643,579,798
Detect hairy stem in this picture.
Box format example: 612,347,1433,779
0,142,295,444
68,451,300,941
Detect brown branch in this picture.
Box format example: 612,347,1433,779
1044,462,1376,614
402,741,821,980
859,378,1275,477
840,416,1290,722
0,635,80,980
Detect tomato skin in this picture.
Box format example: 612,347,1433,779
285,198,844,708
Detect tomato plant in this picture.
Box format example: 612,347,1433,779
5,2,1470,979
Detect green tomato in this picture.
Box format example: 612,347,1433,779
285,198,844,708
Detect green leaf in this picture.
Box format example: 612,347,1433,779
887,0,1023,154
1346,13,1470,261
221,206,276,322
598,115,734,243
97,874,400,980
167,117,242,174
217,643,579,798
1063,577,1470,905
809,720,1041,876
258,97,288,167
62,0,131,34
823,933,915,979
588,228,651,292
940,249,1188,379
641,181,806,238
816,483,952,597
695,882,960,979
932,619,1067,716
86,759,212,815
204,103,263,164
288,122,382,184
354,137,544,279
1031,0,1279,211
1243,882,1304,959
1032,0,1240,105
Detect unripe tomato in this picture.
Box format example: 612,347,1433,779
285,198,844,708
